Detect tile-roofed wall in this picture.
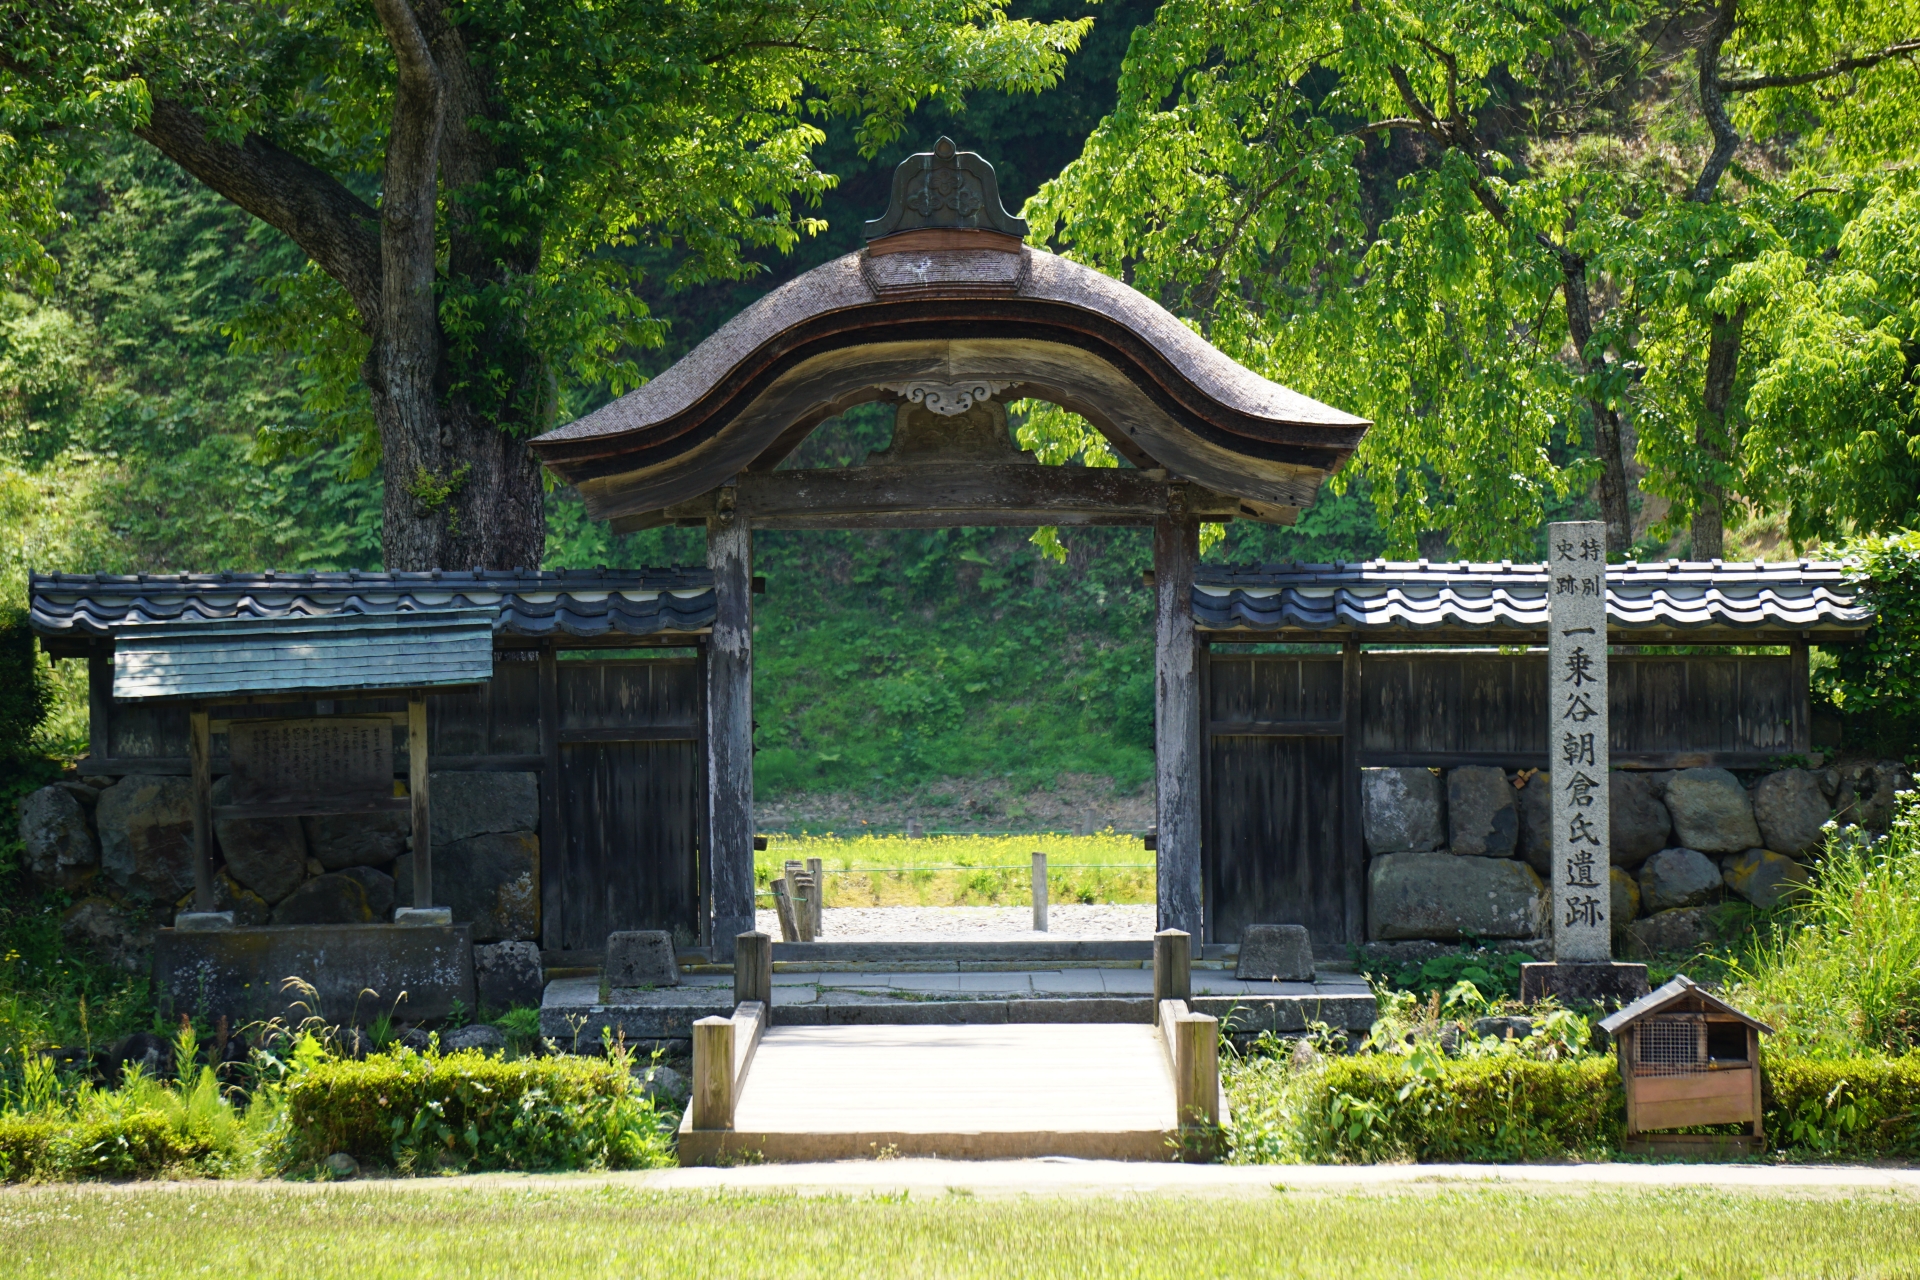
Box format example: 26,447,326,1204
1193,559,1871,638
28,568,716,645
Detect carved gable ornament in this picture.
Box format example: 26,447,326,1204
863,137,1029,242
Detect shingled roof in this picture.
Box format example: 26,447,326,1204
1194,559,1871,643
29,569,716,655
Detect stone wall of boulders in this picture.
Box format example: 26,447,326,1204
1364,758,1912,950
14,769,543,977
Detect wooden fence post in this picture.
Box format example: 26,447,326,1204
805,855,826,937
1032,851,1048,933
1173,1012,1220,1131
735,931,772,1007
1154,928,1191,1007
691,1016,735,1130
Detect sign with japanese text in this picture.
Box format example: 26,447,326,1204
228,718,393,806
1547,521,1611,961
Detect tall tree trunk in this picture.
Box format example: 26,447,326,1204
369,0,546,573
1558,252,1634,555
1690,305,1747,560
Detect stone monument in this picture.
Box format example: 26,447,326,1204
1520,521,1650,1006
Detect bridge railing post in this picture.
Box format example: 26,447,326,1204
1153,928,1191,1011
692,1016,735,1130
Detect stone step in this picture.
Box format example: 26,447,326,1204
539,975,1377,1045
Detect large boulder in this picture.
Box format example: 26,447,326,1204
1361,767,1445,854
1610,865,1641,926
1447,766,1517,857
271,873,374,925
1516,771,1553,877
1367,853,1544,940
397,830,539,941
1611,772,1672,867
1638,847,1724,913
210,870,271,927
336,865,396,920
304,811,409,871
1663,768,1761,853
1834,761,1912,833
473,941,545,1010
430,771,540,846
1627,906,1720,956
1721,847,1810,910
96,775,196,901
1751,769,1831,857
17,785,98,891
214,815,308,904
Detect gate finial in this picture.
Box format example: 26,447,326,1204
863,136,1028,241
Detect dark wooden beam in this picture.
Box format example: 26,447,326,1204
1154,510,1203,939
609,466,1299,534
706,503,756,960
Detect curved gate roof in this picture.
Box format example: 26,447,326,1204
531,141,1369,525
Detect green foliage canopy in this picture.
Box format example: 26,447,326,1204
1021,0,1920,558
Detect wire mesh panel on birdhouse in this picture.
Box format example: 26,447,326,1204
1598,974,1773,1155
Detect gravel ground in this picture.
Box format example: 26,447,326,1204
753,904,1155,941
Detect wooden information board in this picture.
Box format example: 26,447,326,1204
227,718,393,806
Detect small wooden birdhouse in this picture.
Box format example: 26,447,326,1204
1598,975,1773,1155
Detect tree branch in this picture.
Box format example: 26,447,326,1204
1718,39,1920,92
1689,0,1742,202
133,97,382,323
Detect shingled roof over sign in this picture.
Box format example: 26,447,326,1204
1194,559,1871,642
29,569,715,655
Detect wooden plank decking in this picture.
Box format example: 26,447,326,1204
677,1023,1180,1164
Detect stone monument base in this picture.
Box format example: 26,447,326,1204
1519,961,1650,1007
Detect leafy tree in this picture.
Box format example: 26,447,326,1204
1021,0,1920,559
1,0,1089,570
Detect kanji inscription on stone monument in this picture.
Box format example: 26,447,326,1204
228,718,393,806
1548,520,1610,961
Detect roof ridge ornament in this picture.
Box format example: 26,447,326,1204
864,137,1028,242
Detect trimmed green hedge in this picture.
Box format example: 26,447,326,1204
283,1049,675,1173
1765,1055,1920,1157
0,1112,219,1181
1298,1054,1623,1162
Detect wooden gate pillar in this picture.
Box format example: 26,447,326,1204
1153,511,1203,939
707,499,756,959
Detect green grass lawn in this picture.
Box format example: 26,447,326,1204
759,832,1155,908
4,1183,1918,1278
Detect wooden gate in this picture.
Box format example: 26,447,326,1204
542,654,705,953
1202,649,1360,947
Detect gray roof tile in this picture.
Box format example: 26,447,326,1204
1194,559,1871,637
29,569,716,642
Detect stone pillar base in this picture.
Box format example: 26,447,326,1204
1519,961,1650,1007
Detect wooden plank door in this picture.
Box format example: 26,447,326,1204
1203,653,1351,945
548,657,703,952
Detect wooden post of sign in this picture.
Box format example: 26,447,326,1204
691,1015,735,1129
1153,508,1203,938
1032,851,1048,932
734,931,772,1007
409,696,431,910
1154,928,1191,1011
188,706,214,913
707,501,756,961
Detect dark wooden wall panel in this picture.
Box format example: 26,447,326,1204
1207,656,1342,723
1206,734,1347,945
557,739,700,949
557,658,700,731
